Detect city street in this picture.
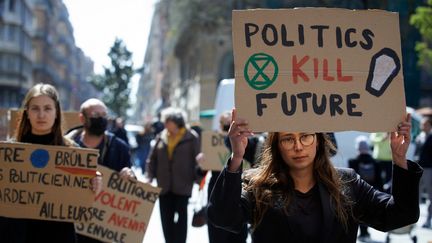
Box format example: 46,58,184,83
1,1,431,242
135,167,209,243
358,203,432,243
135,168,432,243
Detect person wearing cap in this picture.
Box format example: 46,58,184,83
348,136,382,240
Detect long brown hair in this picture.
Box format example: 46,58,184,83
15,83,66,145
244,132,351,231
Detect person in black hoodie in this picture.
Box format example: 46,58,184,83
348,136,382,240
0,83,102,243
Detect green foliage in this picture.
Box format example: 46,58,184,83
410,0,432,72
171,0,228,32
89,38,138,117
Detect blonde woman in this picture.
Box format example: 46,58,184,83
0,83,101,243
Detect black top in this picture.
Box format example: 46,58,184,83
208,161,422,243
252,184,322,243
0,133,77,243
288,185,321,243
22,132,56,145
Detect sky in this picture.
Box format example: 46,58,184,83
63,0,158,101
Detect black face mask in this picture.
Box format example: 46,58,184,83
85,117,108,136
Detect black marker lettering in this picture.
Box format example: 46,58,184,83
281,24,294,47
310,25,329,47
312,93,327,115
262,24,278,46
256,93,278,116
281,92,297,116
297,92,312,112
245,23,259,47
360,29,374,50
346,93,362,116
329,94,344,116
345,28,357,48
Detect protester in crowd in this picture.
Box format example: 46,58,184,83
348,136,382,240
0,83,102,243
152,111,165,136
369,132,393,190
208,108,422,243
135,121,154,174
415,117,432,160
416,116,432,205
65,98,135,243
195,111,259,243
190,121,203,138
145,107,204,243
418,117,432,228
66,98,132,173
111,116,129,145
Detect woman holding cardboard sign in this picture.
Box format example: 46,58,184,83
0,83,102,243
207,108,422,243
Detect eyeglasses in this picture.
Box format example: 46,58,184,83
279,133,315,150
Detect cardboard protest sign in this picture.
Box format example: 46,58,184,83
233,8,406,132
62,111,82,132
201,131,231,171
8,109,19,139
0,109,8,140
7,110,81,138
75,165,161,243
0,142,98,222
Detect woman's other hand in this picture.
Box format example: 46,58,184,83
227,108,253,172
390,113,411,169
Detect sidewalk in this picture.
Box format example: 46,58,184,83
360,203,432,243
136,167,432,243
135,167,209,243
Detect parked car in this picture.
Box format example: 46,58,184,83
212,78,235,131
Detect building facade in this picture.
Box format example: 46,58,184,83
136,0,431,130
0,0,98,110
0,0,33,108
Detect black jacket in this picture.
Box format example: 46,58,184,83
208,161,422,243
348,154,383,190
419,134,432,168
66,128,131,172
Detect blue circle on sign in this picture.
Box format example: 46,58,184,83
30,149,50,168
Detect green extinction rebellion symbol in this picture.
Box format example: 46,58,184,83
244,53,279,90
